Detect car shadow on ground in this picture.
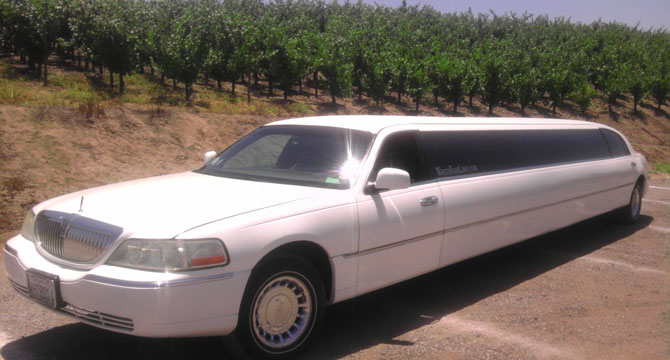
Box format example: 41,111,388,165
0,215,653,360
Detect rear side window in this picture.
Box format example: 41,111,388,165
419,129,611,179
600,129,630,157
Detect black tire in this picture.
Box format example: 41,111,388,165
235,254,325,360
616,183,643,224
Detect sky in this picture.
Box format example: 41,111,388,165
361,0,670,30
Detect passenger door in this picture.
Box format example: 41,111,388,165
355,131,444,295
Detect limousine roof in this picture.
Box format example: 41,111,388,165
267,115,603,134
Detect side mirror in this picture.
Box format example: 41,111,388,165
373,168,411,191
203,151,217,165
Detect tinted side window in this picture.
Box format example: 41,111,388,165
600,129,630,157
419,129,610,178
371,132,431,183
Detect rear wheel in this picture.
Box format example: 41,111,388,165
236,254,325,359
616,183,642,224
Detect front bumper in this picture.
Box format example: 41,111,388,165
3,235,250,337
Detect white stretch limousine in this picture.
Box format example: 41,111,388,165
4,116,648,359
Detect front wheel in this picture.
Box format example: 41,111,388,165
236,254,325,359
616,183,642,224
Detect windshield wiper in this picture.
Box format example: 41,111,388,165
196,168,259,181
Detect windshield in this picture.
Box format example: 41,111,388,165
196,125,374,189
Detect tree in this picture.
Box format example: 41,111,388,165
598,45,627,113
133,0,156,77
650,75,670,110
406,55,432,111
444,58,466,113
206,6,236,91
624,42,649,114
279,32,311,100
386,40,411,105
94,0,140,94
516,68,539,113
648,34,670,110
480,41,508,115
317,20,353,104
570,81,597,114
20,0,67,85
462,58,481,108
364,57,390,107
153,1,210,100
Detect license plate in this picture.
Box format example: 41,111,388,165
26,269,61,309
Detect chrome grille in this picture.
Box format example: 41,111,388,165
61,303,134,331
35,216,65,257
35,211,123,263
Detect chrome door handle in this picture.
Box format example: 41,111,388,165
420,196,438,206
631,162,637,167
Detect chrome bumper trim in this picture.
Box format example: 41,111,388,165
342,230,443,259
61,303,134,331
9,279,29,297
81,272,234,289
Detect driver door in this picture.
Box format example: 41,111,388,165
355,131,444,295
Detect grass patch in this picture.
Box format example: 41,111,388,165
0,63,36,104
0,59,319,116
284,101,314,115
194,99,211,108
195,90,290,115
652,162,670,173
0,79,30,104
52,86,103,106
119,74,177,105
49,71,86,89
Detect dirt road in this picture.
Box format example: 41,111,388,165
1,178,668,360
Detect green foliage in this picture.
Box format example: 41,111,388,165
318,19,353,104
624,41,650,113
406,56,432,111
570,81,598,114
652,162,670,174
431,51,466,112
162,2,211,100
648,35,670,110
481,42,507,114
516,68,539,112
205,2,257,95
95,0,141,94
1,0,668,110
650,77,670,110
2,0,68,84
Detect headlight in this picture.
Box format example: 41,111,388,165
106,238,229,271
21,210,36,242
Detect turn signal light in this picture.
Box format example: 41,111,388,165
192,255,228,267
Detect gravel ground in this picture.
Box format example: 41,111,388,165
1,177,668,360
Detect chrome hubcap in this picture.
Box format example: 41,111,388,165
631,187,641,218
252,274,312,349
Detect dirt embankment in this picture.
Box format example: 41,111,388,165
0,104,277,234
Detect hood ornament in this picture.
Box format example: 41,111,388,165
79,196,84,213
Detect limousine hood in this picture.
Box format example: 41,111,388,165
33,172,327,239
